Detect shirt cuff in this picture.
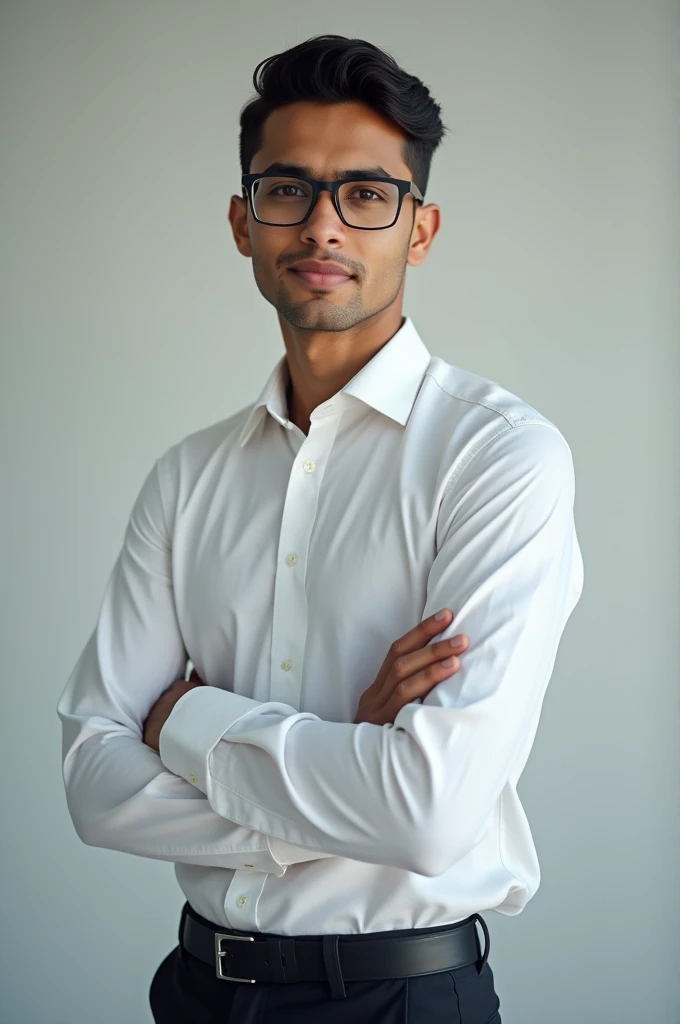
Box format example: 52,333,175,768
267,836,336,866
159,685,264,793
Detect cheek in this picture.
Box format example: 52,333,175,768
369,242,409,285
250,232,296,282
250,249,276,292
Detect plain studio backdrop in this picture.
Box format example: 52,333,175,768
1,2,678,1022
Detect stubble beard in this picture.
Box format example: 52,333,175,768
251,245,410,333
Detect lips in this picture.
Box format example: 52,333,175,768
288,259,355,289
291,259,352,276
289,269,354,288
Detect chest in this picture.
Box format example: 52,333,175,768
172,419,441,722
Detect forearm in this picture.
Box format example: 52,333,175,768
161,687,476,876
59,639,332,874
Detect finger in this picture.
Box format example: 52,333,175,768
374,609,454,691
392,608,454,658
378,632,468,713
396,633,469,681
385,656,462,719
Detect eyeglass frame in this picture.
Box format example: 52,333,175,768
241,171,424,230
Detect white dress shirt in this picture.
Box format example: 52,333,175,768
57,315,584,936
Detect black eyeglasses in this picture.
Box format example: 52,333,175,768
241,172,424,230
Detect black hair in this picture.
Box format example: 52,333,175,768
239,34,447,197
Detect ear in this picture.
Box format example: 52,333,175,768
407,203,441,268
228,192,253,258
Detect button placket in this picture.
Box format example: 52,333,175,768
224,870,267,931
269,412,341,707
268,430,323,707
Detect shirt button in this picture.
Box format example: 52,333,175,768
281,659,293,671
190,772,198,783
285,553,299,566
236,895,248,908
303,460,316,473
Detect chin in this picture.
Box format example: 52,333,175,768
280,308,362,332
276,292,364,332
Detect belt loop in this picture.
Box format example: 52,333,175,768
473,914,490,974
322,935,347,999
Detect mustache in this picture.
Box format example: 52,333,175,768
279,251,361,276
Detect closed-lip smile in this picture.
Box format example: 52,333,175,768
289,259,353,276
287,259,355,289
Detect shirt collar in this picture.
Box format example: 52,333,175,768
238,315,432,448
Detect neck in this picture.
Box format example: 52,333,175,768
280,307,405,436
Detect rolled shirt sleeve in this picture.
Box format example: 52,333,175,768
158,423,584,878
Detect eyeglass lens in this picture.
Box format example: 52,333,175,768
251,177,401,227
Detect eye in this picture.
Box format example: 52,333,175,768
271,184,306,197
346,188,385,203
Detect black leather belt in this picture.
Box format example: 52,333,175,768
180,901,490,999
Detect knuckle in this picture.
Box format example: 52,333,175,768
391,656,406,679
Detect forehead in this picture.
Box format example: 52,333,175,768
249,100,411,179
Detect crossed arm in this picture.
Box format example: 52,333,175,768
57,422,582,877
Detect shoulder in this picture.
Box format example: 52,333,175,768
153,403,254,499
418,354,574,475
422,354,555,430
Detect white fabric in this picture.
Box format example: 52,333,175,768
57,315,584,935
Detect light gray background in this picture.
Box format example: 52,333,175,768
2,2,678,1022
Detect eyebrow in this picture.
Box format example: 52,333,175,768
258,161,395,180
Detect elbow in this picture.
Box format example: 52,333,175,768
66,807,96,849
72,816,116,853
64,793,105,851
405,838,458,878
403,810,489,878
390,822,453,878
403,846,452,878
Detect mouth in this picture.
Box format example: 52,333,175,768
287,268,355,290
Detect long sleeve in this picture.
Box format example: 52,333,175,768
160,422,584,878
56,453,333,874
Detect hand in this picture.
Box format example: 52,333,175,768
353,609,469,726
143,672,205,752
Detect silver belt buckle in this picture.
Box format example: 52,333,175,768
215,932,256,982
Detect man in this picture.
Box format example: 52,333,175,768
57,33,584,1023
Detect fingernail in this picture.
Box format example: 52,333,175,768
435,609,449,620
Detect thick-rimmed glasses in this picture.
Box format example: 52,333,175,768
241,172,424,230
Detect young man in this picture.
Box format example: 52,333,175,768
57,34,584,1023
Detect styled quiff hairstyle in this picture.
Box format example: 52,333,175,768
239,34,447,197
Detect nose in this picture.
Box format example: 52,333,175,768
298,187,347,249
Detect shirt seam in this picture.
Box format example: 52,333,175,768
439,419,566,507
425,372,523,424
